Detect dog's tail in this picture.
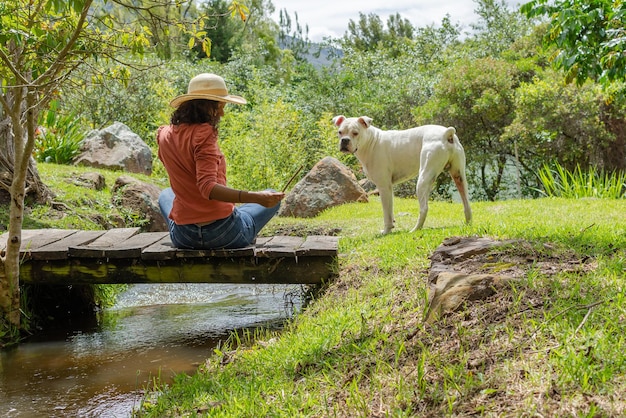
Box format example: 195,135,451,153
444,127,456,144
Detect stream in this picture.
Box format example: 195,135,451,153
0,283,304,417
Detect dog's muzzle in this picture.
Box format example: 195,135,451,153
340,137,352,153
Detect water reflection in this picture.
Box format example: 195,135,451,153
0,283,303,417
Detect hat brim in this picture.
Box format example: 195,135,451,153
169,93,247,108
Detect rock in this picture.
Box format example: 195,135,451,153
425,272,513,323
359,178,378,194
428,236,507,282
111,175,167,232
279,157,368,218
73,122,153,175
426,236,518,322
72,172,106,191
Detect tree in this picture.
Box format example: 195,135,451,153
503,68,626,175
521,0,626,88
195,0,245,62
468,0,533,57
343,12,415,57
413,58,520,200
0,0,241,333
277,9,311,62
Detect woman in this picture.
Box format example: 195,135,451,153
157,73,285,249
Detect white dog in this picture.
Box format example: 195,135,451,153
333,115,472,234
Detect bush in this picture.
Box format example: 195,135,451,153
220,99,344,191
34,100,84,164
537,161,626,198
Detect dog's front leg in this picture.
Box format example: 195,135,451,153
378,185,395,234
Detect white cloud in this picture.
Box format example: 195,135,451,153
271,0,524,41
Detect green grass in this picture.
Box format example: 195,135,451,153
5,164,626,416
7,162,169,230
132,194,626,417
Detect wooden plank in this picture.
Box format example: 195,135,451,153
16,230,79,260
141,235,255,260
255,237,271,247
69,227,140,258
0,229,42,254
254,236,304,258
28,230,107,261
21,229,77,250
99,232,169,259
296,235,339,256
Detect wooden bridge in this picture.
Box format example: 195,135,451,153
0,228,339,285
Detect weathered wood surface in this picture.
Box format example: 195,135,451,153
0,229,339,285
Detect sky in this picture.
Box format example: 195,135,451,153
270,0,524,42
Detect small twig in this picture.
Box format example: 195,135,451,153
577,223,596,237
281,165,304,192
514,299,609,355
573,305,594,336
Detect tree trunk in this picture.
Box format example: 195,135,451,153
0,107,53,329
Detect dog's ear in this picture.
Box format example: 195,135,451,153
358,116,373,128
332,115,345,126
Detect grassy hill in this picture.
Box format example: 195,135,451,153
135,194,625,416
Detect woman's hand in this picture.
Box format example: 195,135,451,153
247,190,285,208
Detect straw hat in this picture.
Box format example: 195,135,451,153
169,73,247,108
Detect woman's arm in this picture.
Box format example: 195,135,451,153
209,184,285,208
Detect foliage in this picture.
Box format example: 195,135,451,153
521,0,626,89
537,161,626,198
34,100,85,165
413,57,520,201
342,12,415,57
467,0,534,57
61,59,198,145
277,9,312,62
504,70,617,173
314,49,437,129
194,0,246,62
220,97,342,191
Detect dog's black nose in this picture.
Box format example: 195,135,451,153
340,137,350,150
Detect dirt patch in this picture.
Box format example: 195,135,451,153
262,223,342,238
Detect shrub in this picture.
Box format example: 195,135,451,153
220,100,343,191
34,100,84,165
537,161,626,198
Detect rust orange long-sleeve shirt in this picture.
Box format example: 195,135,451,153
157,123,234,225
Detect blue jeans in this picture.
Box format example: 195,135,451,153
158,187,281,249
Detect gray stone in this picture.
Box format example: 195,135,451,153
74,122,153,175
279,157,368,218
111,175,166,232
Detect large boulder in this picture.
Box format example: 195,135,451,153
279,156,368,218
111,175,167,232
73,122,153,175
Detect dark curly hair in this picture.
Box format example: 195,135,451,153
170,99,223,127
